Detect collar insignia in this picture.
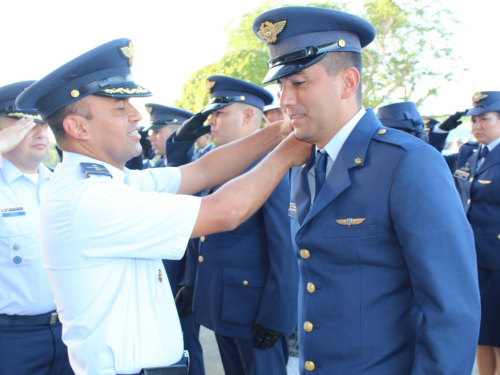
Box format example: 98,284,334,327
472,92,488,103
119,42,134,67
145,106,153,115
355,158,362,164
336,218,365,226
206,80,216,92
258,20,287,44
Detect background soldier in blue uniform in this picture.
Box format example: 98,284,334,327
0,81,73,374
429,92,500,375
376,101,429,143
167,75,299,375
253,6,481,374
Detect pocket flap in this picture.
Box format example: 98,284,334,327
223,267,267,287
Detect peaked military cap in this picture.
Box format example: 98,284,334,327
263,84,282,112
144,104,193,131
465,91,500,116
377,101,424,132
16,38,151,121
0,81,43,123
253,6,376,83
202,75,273,114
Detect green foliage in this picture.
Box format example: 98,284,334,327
175,0,458,111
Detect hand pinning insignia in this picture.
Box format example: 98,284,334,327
257,20,287,44
336,218,365,226
119,41,134,67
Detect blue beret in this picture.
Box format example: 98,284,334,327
144,104,193,131
16,38,151,121
253,6,376,83
465,91,500,116
0,81,44,123
377,101,424,132
202,75,273,114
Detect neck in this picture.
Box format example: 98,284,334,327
3,154,40,174
316,104,361,149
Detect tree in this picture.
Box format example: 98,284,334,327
175,0,457,111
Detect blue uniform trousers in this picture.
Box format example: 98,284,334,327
0,319,73,374
215,334,288,375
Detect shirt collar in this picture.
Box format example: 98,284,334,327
484,135,500,152
0,156,52,184
61,151,126,180
317,107,366,162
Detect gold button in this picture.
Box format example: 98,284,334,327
497,235,500,240
470,178,474,183
200,236,206,242
198,255,204,263
305,361,315,371
304,321,314,332
378,129,387,135
70,89,80,98
243,280,249,286
473,149,478,152
467,199,471,205
300,249,310,259
307,282,316,293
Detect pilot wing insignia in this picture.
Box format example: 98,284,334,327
336,218,365,227
258,20,287,44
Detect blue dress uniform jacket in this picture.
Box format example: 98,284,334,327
441,142,500,269
194,157,299,340
290,109,480,374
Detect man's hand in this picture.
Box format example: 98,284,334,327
175,112,211,142
252,323,282,350
439,111,466,131
175,285,194,318
0,117,36,154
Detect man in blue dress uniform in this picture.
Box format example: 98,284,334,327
167,75,299,375
429,92,500,375
0,81,73,374
253,6,481,374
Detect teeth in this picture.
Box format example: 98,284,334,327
291,114,304,119
128,130,139,136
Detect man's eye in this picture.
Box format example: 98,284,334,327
293,81,305,86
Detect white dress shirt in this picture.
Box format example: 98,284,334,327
0,157,55,315
41,152,201,375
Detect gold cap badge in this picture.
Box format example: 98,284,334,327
257,20,287,44
472,92,488,103
206,80,216,92
145,106,153,115
120,41,134,67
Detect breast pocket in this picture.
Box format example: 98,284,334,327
324,223,377,238
221,267,267,325
0,213,36,267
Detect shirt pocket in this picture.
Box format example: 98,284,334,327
324,224,377,238
0,213,36,267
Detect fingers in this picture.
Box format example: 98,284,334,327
0,117,37,154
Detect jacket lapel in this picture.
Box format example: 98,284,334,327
291,148,315,225
476,144,500,176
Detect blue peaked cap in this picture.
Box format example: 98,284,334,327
202,75,273,114
16,38,151,121
253,6,376,83
144,104,193,131
465,91,500,116
377,102,424,132
0,81,44,123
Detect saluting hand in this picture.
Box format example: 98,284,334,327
175,112,211,142
439,110,466,131
0,117,36,154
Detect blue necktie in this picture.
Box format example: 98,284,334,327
480,146,489,159
314,151,328,200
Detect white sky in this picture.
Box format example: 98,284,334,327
1,0,498,123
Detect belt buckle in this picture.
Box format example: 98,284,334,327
49,312,59,325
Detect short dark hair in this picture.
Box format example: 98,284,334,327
46,96,93,144
318,52,362,104
493,111,500,119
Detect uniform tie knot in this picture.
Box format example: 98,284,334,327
480,146,489,159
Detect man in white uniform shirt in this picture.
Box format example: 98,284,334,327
0,81,72,374
16,39,311,375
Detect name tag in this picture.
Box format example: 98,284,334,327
288,203,298,218
1,207,26,218
453,169,470,180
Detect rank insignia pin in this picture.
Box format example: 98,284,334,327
257,20,287,44
158,269,163,282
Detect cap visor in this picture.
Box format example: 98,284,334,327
201,102,231,114
262,54,328,84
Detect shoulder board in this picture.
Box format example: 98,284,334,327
371,127,424,151
80,163,112,178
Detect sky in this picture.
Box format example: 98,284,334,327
1,0,498,124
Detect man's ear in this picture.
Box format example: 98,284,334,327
340,67,360,100
62,115,91,141
241,107,255,127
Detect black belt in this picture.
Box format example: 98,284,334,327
0,311,59,326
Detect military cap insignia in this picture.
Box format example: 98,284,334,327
336,218,365,226
119,41,134,67
206,80,216,92
145,106,153,115
472,92,488,103
257,20,287,44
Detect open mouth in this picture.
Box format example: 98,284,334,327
128,130,140,137
290,114,305,120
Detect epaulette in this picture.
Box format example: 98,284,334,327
80,163,112,178
371,127,424,152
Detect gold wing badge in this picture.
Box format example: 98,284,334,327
472,92,488,103
145,106,153,115
120,42,134,67
336,218,365,227
257,20,287,44
206,80,216,93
